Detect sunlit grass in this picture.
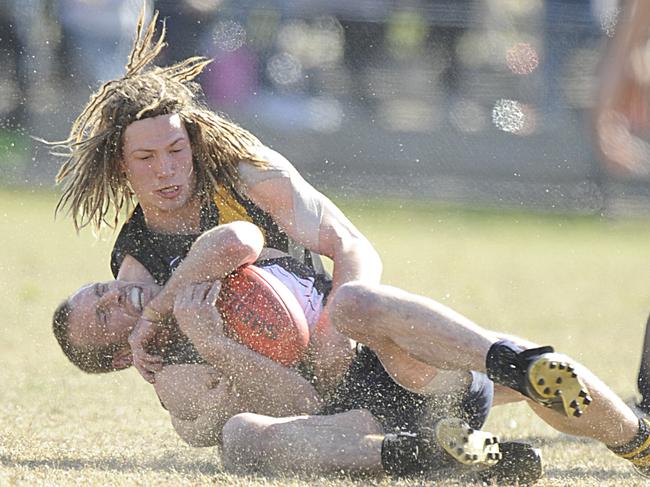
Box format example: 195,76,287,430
1,188,649,486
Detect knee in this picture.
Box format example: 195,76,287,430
330,282,381,336
221,413,270,473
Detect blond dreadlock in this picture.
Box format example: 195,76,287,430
51,5,265,231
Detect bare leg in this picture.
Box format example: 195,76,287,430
221,410,513,479
526,361,639,447
331,282,497,372
221,410,384,475
330,282,640,448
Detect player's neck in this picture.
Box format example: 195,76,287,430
141,197,203,234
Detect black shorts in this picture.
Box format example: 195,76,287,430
321,345,492,433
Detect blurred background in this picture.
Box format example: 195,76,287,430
0,5,649,483
1,0,649,214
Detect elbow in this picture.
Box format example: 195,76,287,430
196,221,264,269
224,221,265,265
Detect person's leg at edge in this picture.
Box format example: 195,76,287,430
329,282,650,474
636,313,650,412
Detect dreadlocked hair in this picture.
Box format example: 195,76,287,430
51,5,265,231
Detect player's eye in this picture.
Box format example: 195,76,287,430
94,283,108,297
96,306,109,327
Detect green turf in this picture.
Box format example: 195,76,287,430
1,188,649,486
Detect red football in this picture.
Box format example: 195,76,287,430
217,264,310,366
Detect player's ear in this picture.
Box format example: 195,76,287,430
112,348,133,370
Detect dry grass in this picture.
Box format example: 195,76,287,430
1,188,649,486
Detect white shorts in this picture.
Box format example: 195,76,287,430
259,262,326,332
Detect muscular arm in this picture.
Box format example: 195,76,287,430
144,221,264,317
243,152,382,289
173,282,322,419
193,334,321,414
128,221,264,382
242,150,382,393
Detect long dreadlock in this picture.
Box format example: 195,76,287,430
51,5,265,231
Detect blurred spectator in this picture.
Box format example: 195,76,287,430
0,1,28,127
154,0,219,64
542,0,602,122
594,0,650,178
56,0,144,88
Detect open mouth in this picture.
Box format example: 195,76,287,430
129,286,144,312
157,185,181,198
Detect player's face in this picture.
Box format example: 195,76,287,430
122,114,197,217
67,280,158,349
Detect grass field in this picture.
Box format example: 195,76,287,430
1,187,649,486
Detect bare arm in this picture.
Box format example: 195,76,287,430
128,222,264,381
144,221,264,317
172,282,322,432
244,156,382,289
242,150,382,393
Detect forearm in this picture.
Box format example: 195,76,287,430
146,222,264,315
311,230,382,395
194,335,322,415
329,234,382,292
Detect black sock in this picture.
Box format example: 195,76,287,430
460,371,494,430
381,428,452,477
381,431,422,476
609,417,650,466
485,339,554,394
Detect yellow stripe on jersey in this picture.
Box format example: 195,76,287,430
213,184,253,225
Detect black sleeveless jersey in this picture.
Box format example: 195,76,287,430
110,183,321,366
111,183,293,285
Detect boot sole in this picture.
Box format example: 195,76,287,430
435,418,502,467
527,355,592,417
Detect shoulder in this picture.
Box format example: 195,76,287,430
237,146,301,191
